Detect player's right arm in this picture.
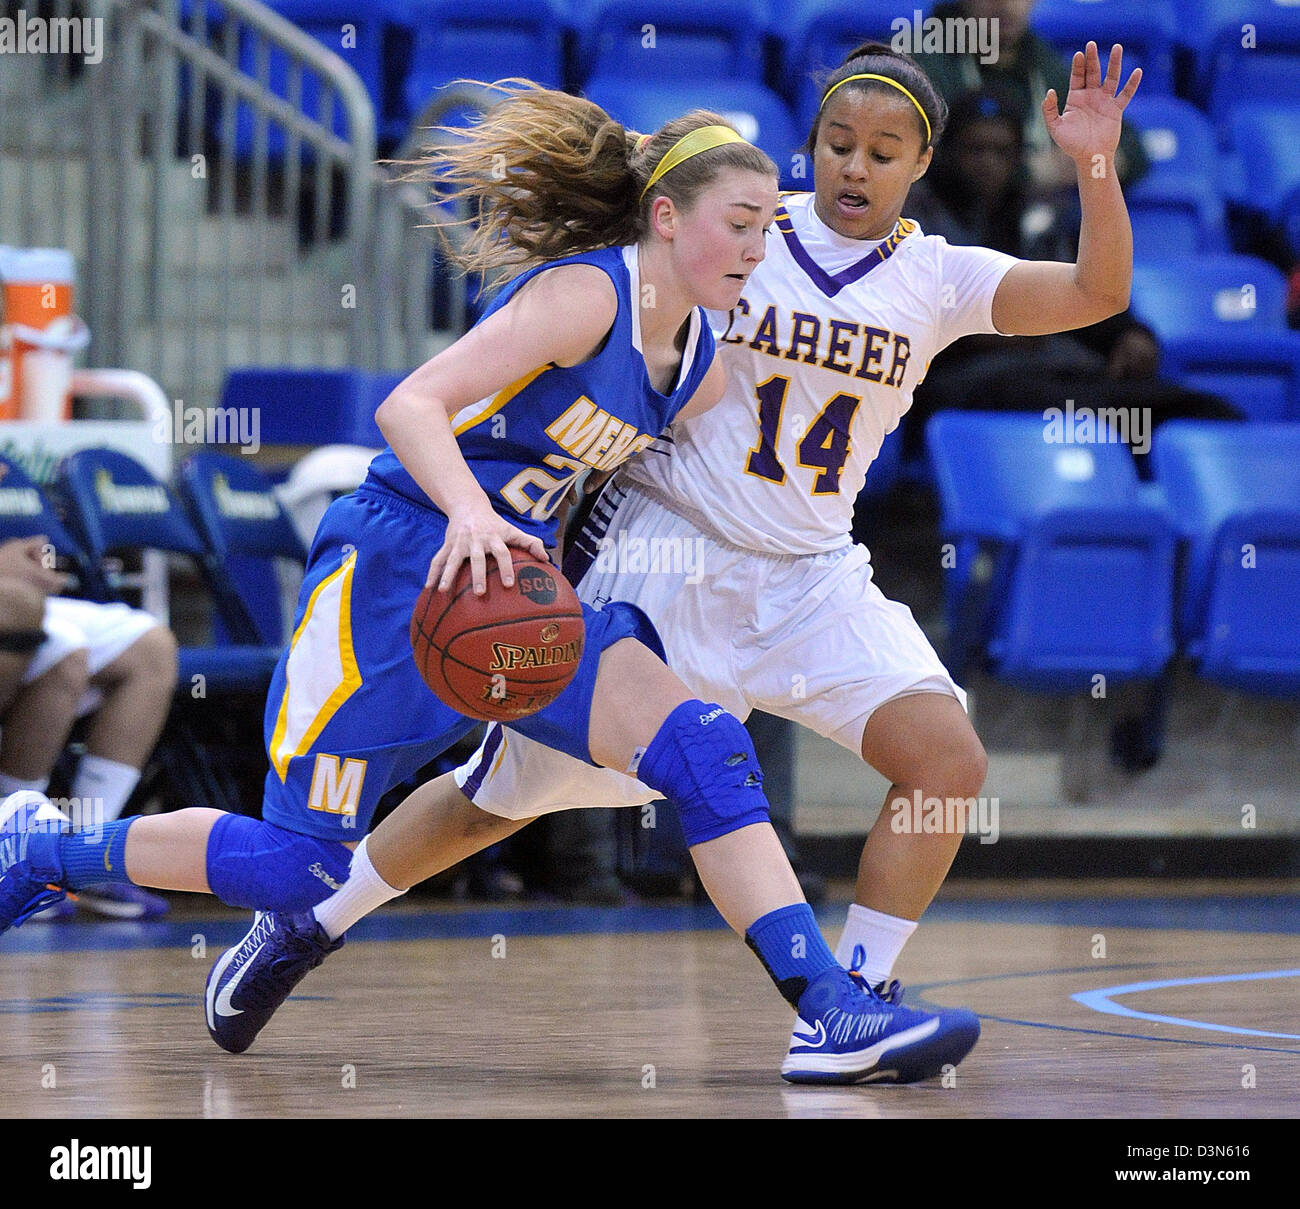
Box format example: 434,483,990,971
376,263,618,595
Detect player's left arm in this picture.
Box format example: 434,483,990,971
990,41,1142,337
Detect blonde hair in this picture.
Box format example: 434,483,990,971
404,80,776,284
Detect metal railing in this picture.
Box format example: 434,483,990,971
1,0,478,408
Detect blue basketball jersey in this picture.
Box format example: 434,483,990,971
367,244,716,544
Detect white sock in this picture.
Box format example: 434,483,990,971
71,754,141,824
835,903,918,987
312,837,405,940
0,772,49,797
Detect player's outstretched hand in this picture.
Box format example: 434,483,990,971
428,501,547,596
1042,41,1141,164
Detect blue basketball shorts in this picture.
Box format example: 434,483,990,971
260,482,663,842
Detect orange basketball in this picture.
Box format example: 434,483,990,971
409,552,585,723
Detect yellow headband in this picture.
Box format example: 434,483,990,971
820,73,932,144
640,125,747,201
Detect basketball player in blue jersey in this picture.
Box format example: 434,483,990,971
218,41,1141,1083
0,85,980,1085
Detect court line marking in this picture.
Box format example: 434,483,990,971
1071,968,1300,1040
912,965,1300,1056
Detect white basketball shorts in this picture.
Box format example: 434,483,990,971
456,481,965,820
23,597,161,717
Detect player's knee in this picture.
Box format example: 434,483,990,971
942,733,988,799
0,579,46,632
43,648,90,702
205,814,353,912
123,625,179,694
634,700,771,846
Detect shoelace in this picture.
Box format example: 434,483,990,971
847,944,901,1006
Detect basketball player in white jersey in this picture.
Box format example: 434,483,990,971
207,40,1141,1079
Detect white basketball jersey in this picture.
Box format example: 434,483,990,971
622,191,1020,554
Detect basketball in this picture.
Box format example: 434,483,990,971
409,552,585,722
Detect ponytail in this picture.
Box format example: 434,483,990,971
406,80,776,284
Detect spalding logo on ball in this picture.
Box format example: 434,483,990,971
410,552,585,722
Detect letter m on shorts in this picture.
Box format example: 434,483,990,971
307,754,366,817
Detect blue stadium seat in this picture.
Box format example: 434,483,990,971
1125,96,1226,252
1226,102,1300,222
222,367,388,447
1206,1,1300,123
583,77,802,187
927,411,1177,692
178,453,309,647
402,0,565,122
1129,205,1209,257
576,0,766,86
53,450,281,681
1031,0,1178,94
0,454,90,578
855,426,902,502
237,1,414,151
1130,255,1300,420
780,1,931,128
53,449,288,814
1150,420,1300,696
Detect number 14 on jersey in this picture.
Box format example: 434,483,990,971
744,374,862,496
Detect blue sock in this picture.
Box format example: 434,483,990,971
745,903,838,1009
25,820,136,890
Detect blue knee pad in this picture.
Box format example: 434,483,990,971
206,813,354,912
634,700,771,846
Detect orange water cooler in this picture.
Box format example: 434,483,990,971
0,246,91,422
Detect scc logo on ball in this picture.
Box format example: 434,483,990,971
518,565,557,605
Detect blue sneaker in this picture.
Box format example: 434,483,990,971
0,791,73,934
205,911,343,1054
781,965,980,1084
75,883,170,921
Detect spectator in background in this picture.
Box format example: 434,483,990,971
0,535,178,919
905,86,1240,471
912,0,1148,197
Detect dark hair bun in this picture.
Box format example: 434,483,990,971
841,40,904,66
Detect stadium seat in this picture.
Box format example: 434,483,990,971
583,77,802,187
1225,102,1300,223
1130,255,1300,420
1205,1,1300,123
575,0,766,87
53,449,279,668
402,0,565,124
855,425,902,502
927,411,1177,692
780,1,931,128
1031,0,1178,95
0,454,92,583
1124,96,1226,253
237,1,415,151
53,449,286,813
1150,420,1300,696
178,452,309,647
222,367,389,447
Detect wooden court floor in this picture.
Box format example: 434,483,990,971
2,881,1298,1118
